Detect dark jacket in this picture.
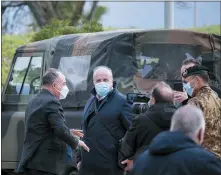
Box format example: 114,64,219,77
121,103,176,159
132,131,221,175
78,88,133,174
211,85,221,98
15,89,79,175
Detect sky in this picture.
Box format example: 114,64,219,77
3,1,221,34
95,1,220,29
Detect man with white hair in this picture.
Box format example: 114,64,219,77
132,105,221,175
77,66,133,175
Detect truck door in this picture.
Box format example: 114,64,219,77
1,52,44,171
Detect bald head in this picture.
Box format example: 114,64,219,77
151,82,174,104
170,105,205,144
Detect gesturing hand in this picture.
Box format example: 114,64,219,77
71,129,84,138
78,140,90,152
174,91,188,103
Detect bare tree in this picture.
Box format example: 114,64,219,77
1,1,107,33
86,1,98,21
1,1,26,15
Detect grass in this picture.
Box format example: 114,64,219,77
189,25,220,35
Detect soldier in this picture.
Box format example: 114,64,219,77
174,58,221,106
182,65,221,158
174,58,200,106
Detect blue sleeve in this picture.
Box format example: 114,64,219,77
120,100,134,130
131,151,148,175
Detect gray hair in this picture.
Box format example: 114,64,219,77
93,66,113,78
170,105,205,138
42,68,62,86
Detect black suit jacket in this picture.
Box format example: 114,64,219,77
120,103,176,160
15,89,79,175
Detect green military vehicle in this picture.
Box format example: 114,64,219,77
2,29,221,175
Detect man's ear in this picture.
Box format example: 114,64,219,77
151,97,156,105
195,76,201,84
197,128,204,145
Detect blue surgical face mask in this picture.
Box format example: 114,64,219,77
95,82,111,97
183,82,193,97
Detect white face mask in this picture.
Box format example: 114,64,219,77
60,85,69,100
54,83,69,100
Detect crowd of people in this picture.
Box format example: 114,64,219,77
15,58,221,175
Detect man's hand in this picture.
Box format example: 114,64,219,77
77,162,81,171
121,159,134,171
174,91,188,103
71,129,84,138
78,140,90,152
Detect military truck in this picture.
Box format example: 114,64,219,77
2,29,221,175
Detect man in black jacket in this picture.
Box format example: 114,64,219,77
132,105,221,175
120,82,176,172
15,68,89,175
77,66,133,175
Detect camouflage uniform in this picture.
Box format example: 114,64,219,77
188,86,221,158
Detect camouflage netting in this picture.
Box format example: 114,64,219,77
16,29,221,107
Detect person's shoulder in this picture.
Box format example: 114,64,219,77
115,90,126,100
29,90,57,105
162,147,221,174
188,96,203,109
41,91,60,109
135,149,150,163
175,146,221,164
39,89,57,100
45,98,61,109
113,90,129,105
188,96,199,103
186,147,221,171
198,86,214,99
85,95,95,104
83,96,95,110
135,111,148,122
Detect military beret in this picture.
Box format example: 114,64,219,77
182,65,209,78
